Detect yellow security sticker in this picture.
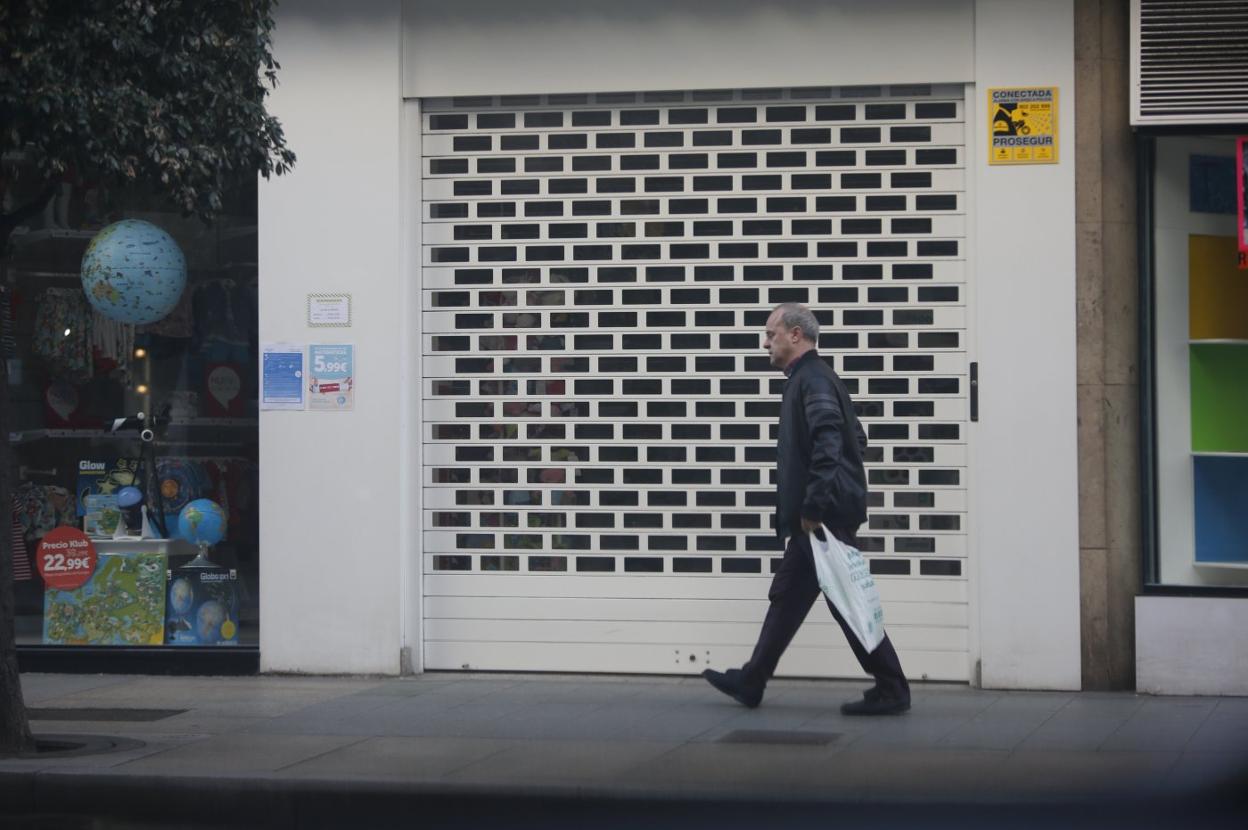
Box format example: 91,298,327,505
988,87,1058,165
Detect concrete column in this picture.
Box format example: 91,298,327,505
1075,0,1139,690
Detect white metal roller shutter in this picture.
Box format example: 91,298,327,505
419,86,971,681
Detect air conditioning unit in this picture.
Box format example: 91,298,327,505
1131,0,1248,126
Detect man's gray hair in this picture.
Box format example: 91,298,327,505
772,303,820,343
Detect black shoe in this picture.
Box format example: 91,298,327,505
702,668,763,709
840,695,910,716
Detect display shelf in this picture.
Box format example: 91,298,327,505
1190,343,1248,453
10,418,257,444
1188,234,1248,341
1194,562,1248,571
1189,339,1248,345
1193,455,1248,565
1193,451,1248,457
9,429,114,444
167,418,258,427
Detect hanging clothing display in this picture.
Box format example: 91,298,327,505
32,287,93,382
10,497,32,582
14,482,77,549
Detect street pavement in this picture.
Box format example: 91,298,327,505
1,671,1245,828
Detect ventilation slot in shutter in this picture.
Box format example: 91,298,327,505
1132,0,1248,125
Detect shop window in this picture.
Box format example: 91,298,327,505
1148,136,1248,588
3,161,260,648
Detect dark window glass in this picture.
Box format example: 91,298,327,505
816,150,857,167
478,112,516,129
766,105,806,121
670,108,709,124
891,126,932,142
454,135,491,151
430,114,468,130
816,196,856,212
742,129,783,145
893,217,932,234
866,150,906,166
573,156,612,172
622,110,661,126
916,149,958,165
572,110,612,126
865,103,906,120
524,111,563,128
815,104,855,120
501,135,540,151
892,172,933,188
597,133,636,148
478,202,517,218
645,131,683,146
915,102,957,118
841,127,881,143
693,130,733,146
432,203,470,218
717,107,757,123
623,154,661,170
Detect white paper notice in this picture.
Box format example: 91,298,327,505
261,343,304,410
307,294,351,327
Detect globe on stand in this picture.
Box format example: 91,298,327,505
177,498,227,566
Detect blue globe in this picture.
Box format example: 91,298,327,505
196,600,228,642
168,577,194,615
177,499,227,546
81,219,187,324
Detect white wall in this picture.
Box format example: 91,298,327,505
971,0,1081,689
258,0,406,674
1137,596,1248,695
403,0,973,98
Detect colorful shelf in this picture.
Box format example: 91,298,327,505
1190,343,1248,454
1187,235,1248,565
1194,455,1248,564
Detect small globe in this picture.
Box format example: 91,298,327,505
81,219,187,325
177,498,227,546
196,600,228,642
116,486,144,509
168,577,194,615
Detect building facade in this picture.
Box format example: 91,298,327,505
11,0,1243,694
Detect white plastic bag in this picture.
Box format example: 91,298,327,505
809,525,885,653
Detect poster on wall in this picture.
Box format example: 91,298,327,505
988,87,1058,165
1237,137,1247,269
307,344,355,412
260,342,304,410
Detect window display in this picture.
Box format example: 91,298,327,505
1150,135,1248,588
2,154,260,647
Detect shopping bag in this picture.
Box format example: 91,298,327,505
809,524,885,653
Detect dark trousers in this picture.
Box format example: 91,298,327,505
741,530,910,701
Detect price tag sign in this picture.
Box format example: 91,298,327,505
307,344,355,411
37,527,98,591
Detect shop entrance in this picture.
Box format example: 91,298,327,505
418,87,972,680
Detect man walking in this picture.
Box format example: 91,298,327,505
702,303,911,715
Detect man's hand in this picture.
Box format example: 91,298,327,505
801,517,821,535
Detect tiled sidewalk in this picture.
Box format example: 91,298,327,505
2,672,1245,828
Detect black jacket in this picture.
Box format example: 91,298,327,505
774,350,869,539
